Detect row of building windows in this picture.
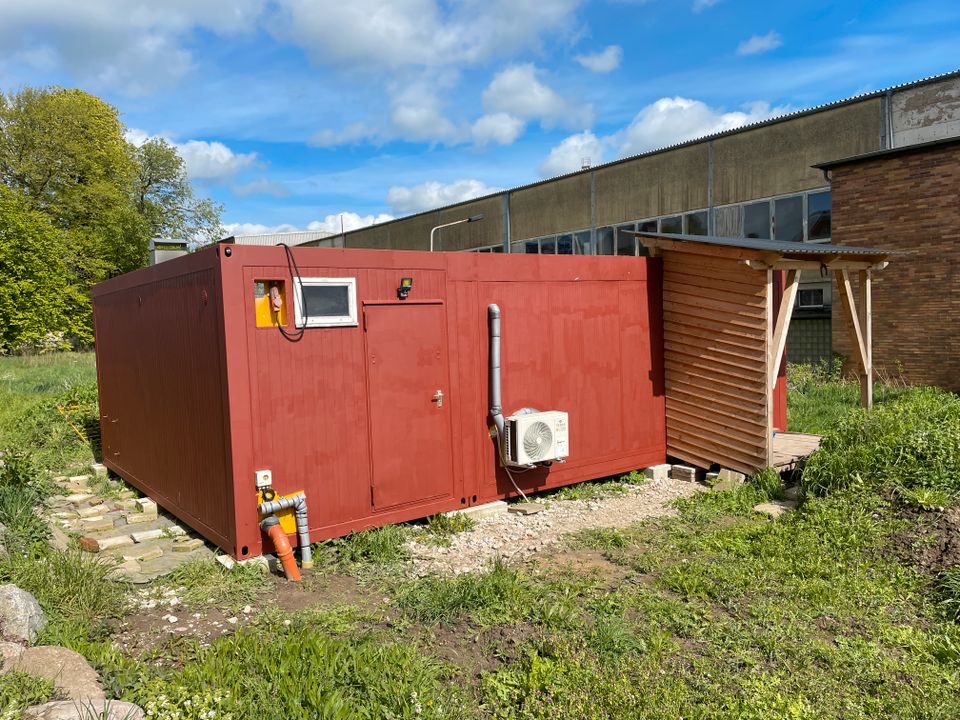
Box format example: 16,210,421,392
468,188,832,255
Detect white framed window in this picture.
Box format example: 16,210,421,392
797,288,825,309
293,277,358,328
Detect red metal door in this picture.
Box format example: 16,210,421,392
364,302,454,510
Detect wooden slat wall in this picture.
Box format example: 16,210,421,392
662,251,769,474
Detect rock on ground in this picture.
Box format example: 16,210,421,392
0,584,47,644
22,700,145,720
2,645,105,700
408,477,701,576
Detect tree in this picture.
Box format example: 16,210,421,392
0,186,76,352
131,138,223,246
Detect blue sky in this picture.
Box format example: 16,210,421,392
1,0,958,236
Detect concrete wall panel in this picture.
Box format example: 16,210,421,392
892,76,960,147
509,174,591,239
595,144,708,225
713,100,883,206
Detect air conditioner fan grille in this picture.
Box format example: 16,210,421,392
523,421,553,461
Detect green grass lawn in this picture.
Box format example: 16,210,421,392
2,355,959,718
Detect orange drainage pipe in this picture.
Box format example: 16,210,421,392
261,515,300,582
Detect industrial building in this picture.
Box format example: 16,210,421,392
314,70,960,388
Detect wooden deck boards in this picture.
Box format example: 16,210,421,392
771,432,821,470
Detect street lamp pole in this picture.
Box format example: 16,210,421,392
429,214,485,252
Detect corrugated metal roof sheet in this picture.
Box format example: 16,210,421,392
228,230,334,247
634,232,893,256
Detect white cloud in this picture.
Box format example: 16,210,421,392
223,212,394,238
0,0,266,95
125,128,259,183
272,0,583,70
575,45,623,73
539,96,790,177
472,113,526,146
692,0,720,12
539,131,605,177
737,31,783,56
309,123,375,148
175,140,258,182
617,97,788,155
390,84,463,144
482,64,591,129
386,179,500,214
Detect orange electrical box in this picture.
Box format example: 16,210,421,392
254,280,287,327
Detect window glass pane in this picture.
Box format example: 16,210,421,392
556,234,573,255
491,245,504,253
541,237,556,254
808,190,831,241
686,211,708,236
510,240,526,254
660,216,682,234
798,288,824,308
597,227,615,255
303,285,350,318
743,202,770,239
638,220,657,233
774,196,803,242
616,224,635,256
574,230,592,255
525,240,540,254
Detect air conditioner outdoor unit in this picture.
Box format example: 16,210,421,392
503,411,569,467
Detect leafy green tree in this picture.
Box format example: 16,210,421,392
0,186,75,351
131,138,223,246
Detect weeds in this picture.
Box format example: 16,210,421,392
0,448,54,548
569,527,631,551
0,548,127,645
0,671,57,719
421,512,477,546
804,387,960,497
165,557,271,611
313,524,412,570
750,466,784,500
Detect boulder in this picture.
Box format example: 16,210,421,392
23,700,145,720
5,645,105,700
0,584,47,644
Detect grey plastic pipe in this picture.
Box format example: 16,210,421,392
488,304,505,438
258,492,313,568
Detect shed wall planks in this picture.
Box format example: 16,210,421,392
661,252,770,474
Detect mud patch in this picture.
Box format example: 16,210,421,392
892,507,960,575
421,621,540,684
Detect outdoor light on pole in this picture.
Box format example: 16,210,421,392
429,214,484,252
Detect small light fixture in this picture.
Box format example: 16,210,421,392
398,276,413,299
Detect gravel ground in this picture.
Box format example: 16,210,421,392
407,477,702,576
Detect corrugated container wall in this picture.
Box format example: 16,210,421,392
93,245,669,559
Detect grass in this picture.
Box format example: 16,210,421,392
420,512,477,546
0,671,57,720
0,352,98,472
3,355,960,718
164,556,272,611
786,361,911,435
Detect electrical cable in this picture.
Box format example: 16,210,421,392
493,428,530,502
276,242,306,342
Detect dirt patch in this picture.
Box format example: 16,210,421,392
408,477,701,576
420,620,540,684
112,570,370,658
892,506,960,575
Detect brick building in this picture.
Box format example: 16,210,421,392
818,138,960,390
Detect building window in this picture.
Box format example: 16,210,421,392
616,223,636,256
556,234,574,254
685,211,708,236
660,216,682,234
774,195,804,242
597,227,615,255
294,277,358,328
808,190,831,241
540,237,556,254
574,230,592,254
797,288,825,309
744,201,770,239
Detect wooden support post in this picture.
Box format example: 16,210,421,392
835,268,873,409
765,268,774,468
769,269,800,391
859,269,873,409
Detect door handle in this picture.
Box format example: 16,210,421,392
432,389,443,408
